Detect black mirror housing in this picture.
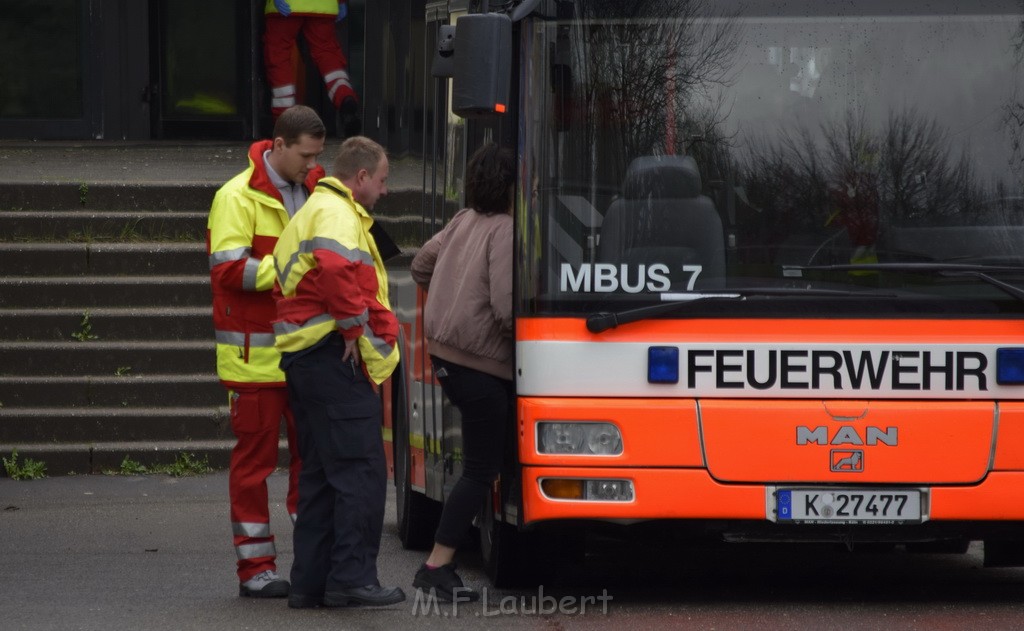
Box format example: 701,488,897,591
452,13,512,118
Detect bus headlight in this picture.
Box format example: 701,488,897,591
537,422,623,455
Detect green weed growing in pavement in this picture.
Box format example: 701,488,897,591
104,455,148,476
114,366,132,376
78,182,89,206
155,452,212,477
3,449,47,481
70,311,99,341
103,453,211,477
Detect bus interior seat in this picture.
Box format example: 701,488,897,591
598,155,726,288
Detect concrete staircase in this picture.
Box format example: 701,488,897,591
0,182,230,474
0,146,426,477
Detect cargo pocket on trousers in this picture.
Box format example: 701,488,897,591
229,390,263,435
326,400,381,460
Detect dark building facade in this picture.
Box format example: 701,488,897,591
0,0,427,156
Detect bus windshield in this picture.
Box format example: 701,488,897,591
517,0,1024,317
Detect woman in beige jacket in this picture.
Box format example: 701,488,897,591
409,143,515,602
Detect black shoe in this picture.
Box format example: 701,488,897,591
413,563,480,602
338,97,362,138
287,593,323,609
323,584,406,607
238,570,290,598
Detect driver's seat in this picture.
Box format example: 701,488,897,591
598,155,725,288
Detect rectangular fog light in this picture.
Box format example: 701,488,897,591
540,478,634,502
585,479,634,502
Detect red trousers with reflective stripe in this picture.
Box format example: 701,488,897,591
263,14,356,121
228,386,300,582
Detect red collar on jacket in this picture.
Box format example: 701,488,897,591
246,139,326,202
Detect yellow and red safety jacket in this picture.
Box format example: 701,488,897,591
207,140,326,388
264,0,339,16
272,177,399,385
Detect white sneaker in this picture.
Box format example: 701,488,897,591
239,570,290,598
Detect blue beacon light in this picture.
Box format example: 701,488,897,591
996,348,1024,385
648,346,679,384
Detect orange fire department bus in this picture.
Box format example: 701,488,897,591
384,0,1024,586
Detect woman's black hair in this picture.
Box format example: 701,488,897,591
465,142,515,214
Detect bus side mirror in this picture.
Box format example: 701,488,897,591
452,13,512,118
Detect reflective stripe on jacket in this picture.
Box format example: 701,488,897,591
264,0,338,16
207,140,326,387
272,177,399,384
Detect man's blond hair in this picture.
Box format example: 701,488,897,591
333,136,387,180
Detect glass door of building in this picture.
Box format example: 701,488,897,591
151,0,257,139
0,0,103,139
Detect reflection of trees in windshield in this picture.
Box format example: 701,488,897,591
547,2,1023,271
739,107,983,256
1003,0,1024,188
562,0,741,182
880,109,980,224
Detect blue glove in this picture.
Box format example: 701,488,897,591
273,0,291,16
336,1,347,22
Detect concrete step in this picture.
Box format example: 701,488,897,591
0,340,214,376
0,374,223,408
0,181,423,216
1,275,210,307
0,182,218,212
0,210,207,242
0,306,211,342
0,216,424,246
0,405,230,444
0,242,207,276
374,214,430,249
0,438,293,476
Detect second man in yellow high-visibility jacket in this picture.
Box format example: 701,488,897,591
272,136,404,609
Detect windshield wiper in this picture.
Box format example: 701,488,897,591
585,287,898,333
787,263,1024,304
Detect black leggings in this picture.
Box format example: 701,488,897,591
430,356,514,548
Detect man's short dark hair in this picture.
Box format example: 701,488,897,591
273,105,326,145
333,136,387,180
466,143,515,215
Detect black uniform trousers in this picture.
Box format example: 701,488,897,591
284,334,386,595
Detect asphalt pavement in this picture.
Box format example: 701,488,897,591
6,471,1024,630
1,471,624,631
0,472,438,631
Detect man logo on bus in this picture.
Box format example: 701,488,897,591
831,449,864,472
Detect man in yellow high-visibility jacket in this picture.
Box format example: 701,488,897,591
207,105,326,598
272,136,404,609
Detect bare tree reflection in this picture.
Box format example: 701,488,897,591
1002,0,1024,188
558,0,741,187
881,109,979,224
739,108,983,263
